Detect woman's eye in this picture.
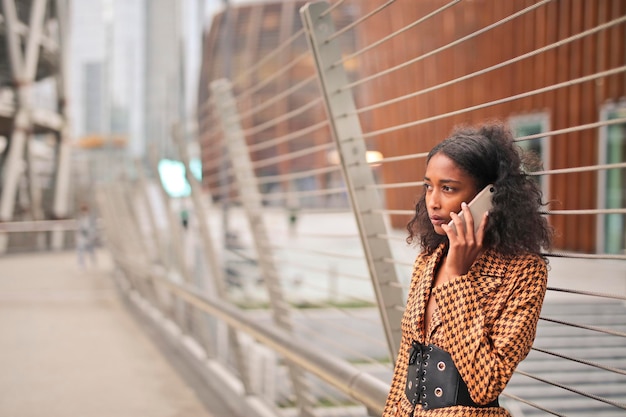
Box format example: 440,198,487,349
423,183,432,191
442,186,453,192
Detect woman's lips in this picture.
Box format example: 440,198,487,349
430,216,447,226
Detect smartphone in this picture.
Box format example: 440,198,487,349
447,184,495,234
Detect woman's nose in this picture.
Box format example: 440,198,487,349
426,190,441,210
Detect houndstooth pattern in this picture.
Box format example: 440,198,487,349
383,244,547,417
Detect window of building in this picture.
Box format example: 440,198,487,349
508,113,551,196
598,103,626,254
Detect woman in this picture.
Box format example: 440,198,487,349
384,123,552,417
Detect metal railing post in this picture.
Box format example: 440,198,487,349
171,124,224,297
0,0,48,253
143,154,197,336
98,183,149,295
211,79,316,417
130,166,174,316
51,0,74,251
300,1,405,361
171,123,237,361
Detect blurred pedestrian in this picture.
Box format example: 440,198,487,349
180,208,189,230
288,207,299,237
286,191,300,238
76,203,97,268
384,123,553,416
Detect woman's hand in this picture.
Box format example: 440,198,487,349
438,202,489,284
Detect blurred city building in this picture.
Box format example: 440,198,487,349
0,0,204,253
70,0,204,193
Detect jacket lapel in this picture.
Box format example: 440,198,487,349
412,244,446,342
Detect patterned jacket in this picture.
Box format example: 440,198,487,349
383,243,547,417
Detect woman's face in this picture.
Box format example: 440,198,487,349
423,153,479,235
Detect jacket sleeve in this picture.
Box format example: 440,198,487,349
432,253,547,405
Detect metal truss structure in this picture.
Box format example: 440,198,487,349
0,0,72,253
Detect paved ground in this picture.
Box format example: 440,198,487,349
0,249,215,417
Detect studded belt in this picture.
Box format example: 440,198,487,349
404,341,499,410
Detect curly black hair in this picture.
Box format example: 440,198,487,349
406,122,553,256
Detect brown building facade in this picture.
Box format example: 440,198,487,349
354,0,625,254
197,0,626,254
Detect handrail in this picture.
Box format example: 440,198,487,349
0,219,78,232
151,268,390,415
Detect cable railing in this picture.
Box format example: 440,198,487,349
240,77,320,133
360,66,626,139
98,1,626,417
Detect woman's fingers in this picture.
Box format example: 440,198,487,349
475,211,489,242
460,202,474,240
443,210,461,238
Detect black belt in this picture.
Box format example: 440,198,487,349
405,341,499,410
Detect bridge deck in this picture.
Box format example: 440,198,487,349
0,250,216,417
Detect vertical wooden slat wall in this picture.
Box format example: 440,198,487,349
356,0,625,253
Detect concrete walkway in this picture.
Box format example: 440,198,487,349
0,250,214,417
